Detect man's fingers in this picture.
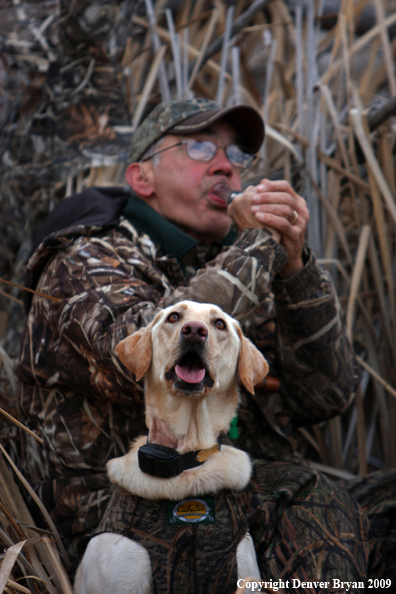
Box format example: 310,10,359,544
253,211,304,236
252,202,308,232
252,203,303,221
256,178,299,197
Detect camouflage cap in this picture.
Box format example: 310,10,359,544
129,98,265,162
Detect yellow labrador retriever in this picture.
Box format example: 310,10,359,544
75,301,268,594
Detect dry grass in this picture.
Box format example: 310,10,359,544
1,0,396,590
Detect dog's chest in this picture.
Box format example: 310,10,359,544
94,488,248,594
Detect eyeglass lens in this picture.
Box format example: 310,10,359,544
185,140,254,169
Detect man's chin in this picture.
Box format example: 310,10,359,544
173,211,232,243
191,220,232,243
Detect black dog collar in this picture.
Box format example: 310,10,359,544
138,436,222,478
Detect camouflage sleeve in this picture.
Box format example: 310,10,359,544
166,228,288,321
29,226,287,401
271,247,360,425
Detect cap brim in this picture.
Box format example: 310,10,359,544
170,104,264,154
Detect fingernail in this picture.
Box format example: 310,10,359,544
252,194,261,203
257,182,268,191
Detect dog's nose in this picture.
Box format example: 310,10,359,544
181,321,208,343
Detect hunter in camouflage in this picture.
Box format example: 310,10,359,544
16,99,395,588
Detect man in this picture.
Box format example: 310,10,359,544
17,99,369,587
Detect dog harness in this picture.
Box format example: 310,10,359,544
89,486,248,594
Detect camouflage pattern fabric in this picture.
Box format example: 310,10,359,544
238,462,369,592
341,470,396,586
87,463,369,593
90,487,248,594
16,204,360,570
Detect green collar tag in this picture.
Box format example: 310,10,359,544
228,416,239,440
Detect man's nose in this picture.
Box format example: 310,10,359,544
181,321,208,343
208,147,234,177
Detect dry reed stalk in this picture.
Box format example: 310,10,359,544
267,1,285,66
358,36,380,99
186,9,219,93
5,579,31,593
367,169,396,344
132,45,167,131
318,84,350,170
355,386,368,476
312,424,332,466
41,539,73,594
0,457,35,534
346,224,371,341
188,0,207,41
329,416,345,469
308,176,353,263
144,0,171,101
321,11,396,87
0,459,67,592
378,127,396,197
367,234,395,358
215,5,234,105
174,0,192,29
0,289,23,307
166,9,183,99
0,408,43,445
0,539,28,594
132,15,229,86
0,344,17,397
350,107,396,223
357,356,396,402
234,0,247,20
316,149,370,193
0,445,70,570
373,0,396,96
307,461,356,481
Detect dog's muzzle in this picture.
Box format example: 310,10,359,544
165,322,214,392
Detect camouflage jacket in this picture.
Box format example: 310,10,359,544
16,187,359,555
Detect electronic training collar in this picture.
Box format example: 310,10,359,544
138,436,222,478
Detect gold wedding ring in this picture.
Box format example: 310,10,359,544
290,210,298,225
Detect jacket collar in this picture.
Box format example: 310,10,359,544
122,194,236,262
122,195,198,262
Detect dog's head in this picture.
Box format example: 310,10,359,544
116,301,268,398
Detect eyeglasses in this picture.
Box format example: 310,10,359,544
141,139,255,170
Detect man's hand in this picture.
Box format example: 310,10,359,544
251,179,309,278
228,179,309,279
227,185,282,241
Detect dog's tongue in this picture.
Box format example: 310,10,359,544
175,363,206,384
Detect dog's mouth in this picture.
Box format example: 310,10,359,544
165,351,214,393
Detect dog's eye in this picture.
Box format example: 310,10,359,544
215,319,226,330
167,312,180,323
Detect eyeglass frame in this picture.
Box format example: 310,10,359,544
140,138,256,170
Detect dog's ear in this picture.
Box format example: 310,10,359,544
115,325,153,381
236,327,269,394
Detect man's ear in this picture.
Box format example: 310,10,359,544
236,327,269,394
115,325,153,381
125,162,154,198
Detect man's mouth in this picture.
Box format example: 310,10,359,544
165,351,214,393
207,182,232,207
